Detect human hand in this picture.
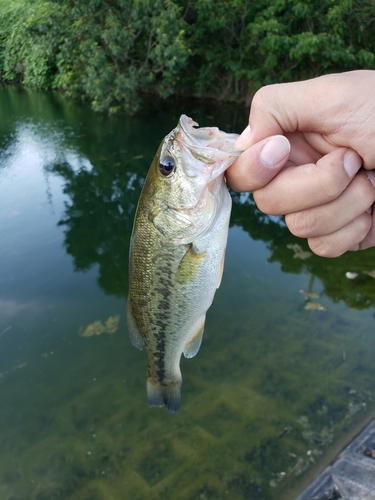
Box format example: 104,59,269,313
227,70,375,256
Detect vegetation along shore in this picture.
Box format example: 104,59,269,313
0,0,374,114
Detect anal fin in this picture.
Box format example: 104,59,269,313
183,322,205,359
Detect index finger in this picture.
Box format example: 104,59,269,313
253,148,362,215
243,71,375,166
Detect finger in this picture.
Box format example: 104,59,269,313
226,135,290,192
244,76,346,144
285,170,375,238
358,171,375,250
360,208,375,250
236,71,375,168
286,132,322,166
307,213,372,258
253,148,362,215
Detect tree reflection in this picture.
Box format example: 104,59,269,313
53,156,375,313
41,92,375,313
52,160,141,298
231,191,375,312
2,85,373,313
50,97,248,299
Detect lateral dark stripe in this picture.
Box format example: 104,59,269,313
153,254,174,383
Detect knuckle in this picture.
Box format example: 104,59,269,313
286,211,318,238
308,237,340,258
252,86,271,110
252,84,289,129
357,172,375,206
356,212,373,237
253,189,281,215
308,214,373,258
320,174,343,202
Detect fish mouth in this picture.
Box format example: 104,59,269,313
177,114,241,154
174,115,241,178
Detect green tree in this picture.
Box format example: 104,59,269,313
54,0,189,113
0,1,64,88
0,0,189,113
0,0,374,112
185,0,375,102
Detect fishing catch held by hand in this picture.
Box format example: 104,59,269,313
127,115,240,413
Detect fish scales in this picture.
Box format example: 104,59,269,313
127,115,241,413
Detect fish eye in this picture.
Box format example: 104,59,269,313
159,156,175,176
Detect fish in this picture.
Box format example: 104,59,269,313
127,115,240,413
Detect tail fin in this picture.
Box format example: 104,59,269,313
146,378,182,414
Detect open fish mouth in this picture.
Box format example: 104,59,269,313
175,115,241,175
178,115,240,154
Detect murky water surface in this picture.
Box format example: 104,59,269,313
1,86,375,500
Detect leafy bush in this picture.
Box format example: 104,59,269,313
0,0,188,113
0,2,64,88
53,0,189,113
185,0,375,102
0,0,374,113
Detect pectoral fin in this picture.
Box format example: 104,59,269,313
183,321,205,359
176,244,206,284
126,301,144,350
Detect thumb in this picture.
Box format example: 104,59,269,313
226,134,290,192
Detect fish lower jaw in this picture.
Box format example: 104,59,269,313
146,377,182,414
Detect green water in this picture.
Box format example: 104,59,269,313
1,86,375,500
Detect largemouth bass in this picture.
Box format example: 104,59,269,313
127,115,240,413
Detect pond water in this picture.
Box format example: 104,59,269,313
1,85,375,500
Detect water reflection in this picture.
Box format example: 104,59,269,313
5,86,374,313
47,134,375,311
1,86,375,500
231,192,375,312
